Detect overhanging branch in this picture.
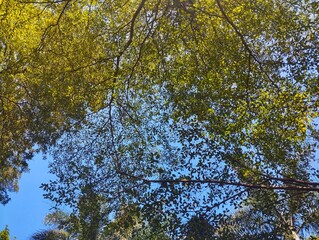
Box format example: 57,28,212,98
118,171,319,192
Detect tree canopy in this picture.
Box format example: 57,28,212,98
0,226,10,240
1,0,319,238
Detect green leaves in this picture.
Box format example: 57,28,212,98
0,226,10,240
1,0,319,238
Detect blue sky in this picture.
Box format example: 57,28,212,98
0,155,55,240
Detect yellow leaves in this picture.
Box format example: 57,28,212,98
232,4,244,15
66,85,74,97
242,169,252,179
207,108,214,115
148,62,156,71
1,2,44,47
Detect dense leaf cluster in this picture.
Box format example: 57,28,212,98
1,0,319,238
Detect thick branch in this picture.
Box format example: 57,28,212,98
267,176,319,187
118,171,319,192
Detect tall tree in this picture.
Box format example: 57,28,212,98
2,0,319,238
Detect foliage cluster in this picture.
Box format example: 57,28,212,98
0,227,10,240
1,0,319,239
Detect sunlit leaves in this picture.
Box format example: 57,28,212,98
2,0,319,238
0,226,10,240
33,0,319,236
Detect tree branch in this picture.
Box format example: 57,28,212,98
37,0,72,51
118,170,319,192
121,0,148,54
215,0,280,91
